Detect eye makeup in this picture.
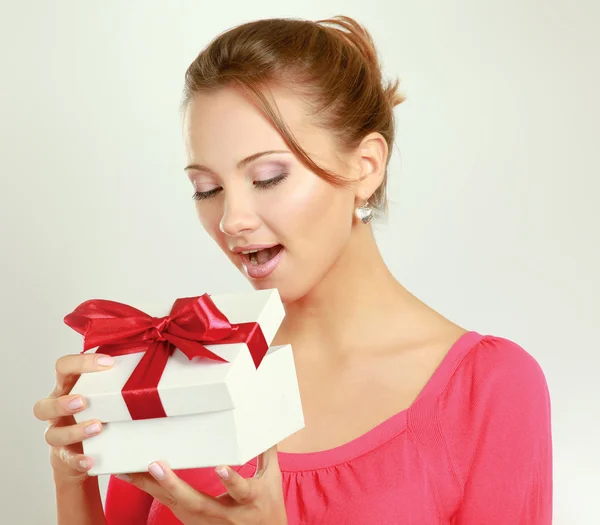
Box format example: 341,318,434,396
191,161,290,201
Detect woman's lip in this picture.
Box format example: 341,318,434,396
232,244,279,254
240,246,284,279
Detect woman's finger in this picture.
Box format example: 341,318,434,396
215,465,253,504
58,447,94,473
44,419,102,447
52,354,115,395
143,461,222,515
115,472,174,507
33,394,87,422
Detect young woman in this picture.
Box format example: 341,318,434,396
34,15,552,525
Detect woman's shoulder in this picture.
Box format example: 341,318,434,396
405,330,552,506
434,331,551,423
427,332,553,502
449,332,548,390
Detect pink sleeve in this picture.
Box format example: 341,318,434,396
440,336,552,524
105,475,153,525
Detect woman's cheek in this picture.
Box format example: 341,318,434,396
274,175,331,222
260,193,313,244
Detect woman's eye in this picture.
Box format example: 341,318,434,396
254,172,288,189
191,173,288,201
192,187,221,201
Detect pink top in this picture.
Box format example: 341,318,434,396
105,331,553,524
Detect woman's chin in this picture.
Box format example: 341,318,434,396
235,257,309,303
243,271,289,300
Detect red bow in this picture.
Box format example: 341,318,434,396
64,294,268,420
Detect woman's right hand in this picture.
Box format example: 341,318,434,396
33,353,115,485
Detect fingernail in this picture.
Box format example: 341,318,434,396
97,355,114,367
115,474,131,482
216,466,229,480
149,462,165,480
85,423,101,435
79,459,90,470
68,397,84,410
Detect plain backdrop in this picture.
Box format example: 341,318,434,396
1,0,598,524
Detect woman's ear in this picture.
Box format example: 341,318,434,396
354,132,388,202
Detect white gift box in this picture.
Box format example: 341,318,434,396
69,289,305,476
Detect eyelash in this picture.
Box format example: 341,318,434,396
192,172,288,201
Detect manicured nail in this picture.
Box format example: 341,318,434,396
68,397,84,410
85,423,101,435
115,474,131,482
97,355,114,367
216,466,229,480
149,462,165,480
79,459,90,470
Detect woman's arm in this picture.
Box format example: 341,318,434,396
55,476,106,525
56,474,153,525
55,473,153,525
441,336,552,524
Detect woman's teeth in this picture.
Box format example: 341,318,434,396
245,246,281,266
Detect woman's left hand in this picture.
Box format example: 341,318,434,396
117,445,287,525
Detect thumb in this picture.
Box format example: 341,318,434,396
215,466,253,504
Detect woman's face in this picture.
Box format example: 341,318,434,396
182,86,359,303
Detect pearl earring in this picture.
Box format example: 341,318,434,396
355,200,374,224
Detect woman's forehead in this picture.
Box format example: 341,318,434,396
183,86,339,171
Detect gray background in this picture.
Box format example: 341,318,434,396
1,0,598,523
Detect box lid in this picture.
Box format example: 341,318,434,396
71,288,284,424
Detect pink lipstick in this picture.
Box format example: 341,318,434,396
236,244,284,279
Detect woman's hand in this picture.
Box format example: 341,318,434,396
118,445,288,525
33,353,115,485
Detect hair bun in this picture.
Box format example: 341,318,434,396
316,16,379,69
316,16,407,109
384,79,407,108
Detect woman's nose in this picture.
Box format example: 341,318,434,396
218,192,261,236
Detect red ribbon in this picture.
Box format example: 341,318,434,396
64,294,268,420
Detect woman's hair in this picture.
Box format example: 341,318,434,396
182,15,406,216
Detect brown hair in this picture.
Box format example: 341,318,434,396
182,15,406,216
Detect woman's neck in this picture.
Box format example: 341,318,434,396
277,225,424,359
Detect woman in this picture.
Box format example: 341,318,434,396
34,15,552,525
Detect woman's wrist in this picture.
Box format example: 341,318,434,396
53,469,92,489
55,474,107,525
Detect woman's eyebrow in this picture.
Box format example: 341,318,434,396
184,150,291,173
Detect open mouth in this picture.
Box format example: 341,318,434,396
239,244,284,279
242,245,283,266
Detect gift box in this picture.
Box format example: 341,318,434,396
65,288,304,476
